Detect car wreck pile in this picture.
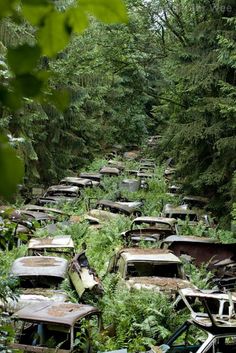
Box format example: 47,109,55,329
0,146,236,353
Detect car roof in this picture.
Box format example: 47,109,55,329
119,248,181,263
23,205,67,215
179,288,236,331
162,235,217,244
13,302,99,326
11,256,68,278
47,185,79,192
61,177,97,186
11,210,54,221
28,235,74,250
132,216,177,227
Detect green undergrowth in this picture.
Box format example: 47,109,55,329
1,157,235,351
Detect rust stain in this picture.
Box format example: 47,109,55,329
47,303,83,317
21,258,61,267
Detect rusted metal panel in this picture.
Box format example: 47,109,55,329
28,236,74,253
119,179,140,192
23,205,68,216
162,238,236,267
46,185,79,194
100,166,120,176
96,200,141,216
2,291,68,313
120,248,181,263
69,251,103,297
107,160,125,170
79,172,102,182
13,302,100,326
60,177,99,187
126,277,194,291
123,150,140,160
131,216,177,229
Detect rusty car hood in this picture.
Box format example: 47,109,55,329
1,289,68,313
126,277,194,292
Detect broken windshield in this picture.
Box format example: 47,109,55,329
126,262,181,278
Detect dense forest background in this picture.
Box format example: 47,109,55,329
0,0,235,224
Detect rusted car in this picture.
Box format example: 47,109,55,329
60,177,100,188
182,196,209,210
107,248,194,294
123,150,140,160
164,167,176,181
79,172,102,182
23,205,69,218
37,185,81,205
154,288,236,353
107,160,125,170
100,166,120,176
26,239,102,298
162,204,212,227
119,179,148,192
161,235,236,290
95,200,142,217
137,171,154,179
70,209,120,228
10,209,56,225
69,251,103,297
167,185,182,197
1,256,69,312
11,302,101,353
147,135,162,147
27,235,75,256
122,216,177,245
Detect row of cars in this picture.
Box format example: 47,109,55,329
2,154,236,353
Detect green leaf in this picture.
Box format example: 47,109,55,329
22,4,53,25
66,7,89,33
13,74,43,97
7,44,41,75
78,0,128,23
37,11,70,57
0,135,24,200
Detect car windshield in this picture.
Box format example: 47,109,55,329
15,320,70,349
18,275,64,288
169,213,197,221
126,261,181,278
134,222,172,230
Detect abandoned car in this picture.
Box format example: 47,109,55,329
162,204,212,227
60,177,100,188
11,302,102,353
1,256,69,312
23,205,69,218
95,199,142,217
27,235,75,256
69,251,103,297
37,185,81,205
161,236,236,290
119,178,148,192
107,248,194,294
99,166,120,176
155,288,236,353
181,196,209,210
79,172,102,182
122,216,177,245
